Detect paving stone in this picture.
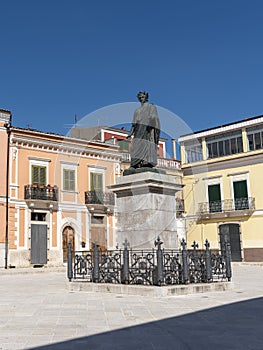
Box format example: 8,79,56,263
0,265,262,349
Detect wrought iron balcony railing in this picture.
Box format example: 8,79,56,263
24,185,58,201
85,191,115,206
198,197,255,214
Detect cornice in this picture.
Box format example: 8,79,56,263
179,116,263,142
11,134,122,162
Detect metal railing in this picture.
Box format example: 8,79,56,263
24,185,58,201
85,190,115,206
67,238,232,286
120,153,181,170
199,197,255,214
157,158,181,170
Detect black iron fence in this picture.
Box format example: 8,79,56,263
67,238,232,286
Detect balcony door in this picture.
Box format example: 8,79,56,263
32,165,46,186
208,184,222,212
90,172,104,204
233,180,249,210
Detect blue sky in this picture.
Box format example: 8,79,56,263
1,0,263,139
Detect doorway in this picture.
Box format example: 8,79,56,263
62,226,75,262
219,223,242,262
31,224,48,265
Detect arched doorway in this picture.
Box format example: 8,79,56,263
62,226,75,262
219,223,242,262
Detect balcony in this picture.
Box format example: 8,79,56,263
24,184,58,210
198,197,255,219
85,190,115,214
157,158,181,170
120,153,181,170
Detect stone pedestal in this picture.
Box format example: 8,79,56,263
109,172,182,249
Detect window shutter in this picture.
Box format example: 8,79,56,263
233,180,248,199
70,170,75,191
90,172,103,192
63,169,75,191
40,167,46,185
32,166,39,184
208,184,221,202
32,166,46,185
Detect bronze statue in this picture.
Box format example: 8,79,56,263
127,91,160,169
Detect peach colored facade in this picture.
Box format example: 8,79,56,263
0,111,121,267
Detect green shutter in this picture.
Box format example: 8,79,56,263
233,180,248,210
39,167,46,185
63,169,75,191
70,170,75,191
32,166,38,184
32,165,46,185
208,184,221,202
233,181,248,199
208,184,221,212
90,172,103,192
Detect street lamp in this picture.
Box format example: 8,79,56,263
4,116,12,269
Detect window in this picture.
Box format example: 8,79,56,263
206,131,243,159
233,180,249,210
90,172,103,192
31,212,46,221
63,169,75,191
208,184,222,212
91,216,104,224
247,126,263,151
184,141,203,163
32,165,46,185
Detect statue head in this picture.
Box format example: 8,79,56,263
137,91,149,103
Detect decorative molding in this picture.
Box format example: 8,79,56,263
28,156,51,162
227,171,249,177
88,164,107,170
60,161,79,166
12,135,121,162
202,175,222,180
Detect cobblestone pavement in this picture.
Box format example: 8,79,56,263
0,264,262,350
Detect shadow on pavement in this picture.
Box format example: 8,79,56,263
29,297,263,350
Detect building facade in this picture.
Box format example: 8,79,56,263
0,111,121,268
179,115,263,262
0,110,184,268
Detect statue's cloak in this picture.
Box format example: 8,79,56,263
130,103,160,168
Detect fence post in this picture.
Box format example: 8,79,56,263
205,239,212,282
225,242,232,281
181,238,189,284
93,242,100,283
155,236,164,286
123,239,130,284
67,243,73,282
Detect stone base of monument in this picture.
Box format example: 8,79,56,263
109,171,183,249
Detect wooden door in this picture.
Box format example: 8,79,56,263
62,226,75,262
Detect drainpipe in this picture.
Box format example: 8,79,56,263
4,115,12,269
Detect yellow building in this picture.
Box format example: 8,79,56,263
0,110,121,268
179,114,263,262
